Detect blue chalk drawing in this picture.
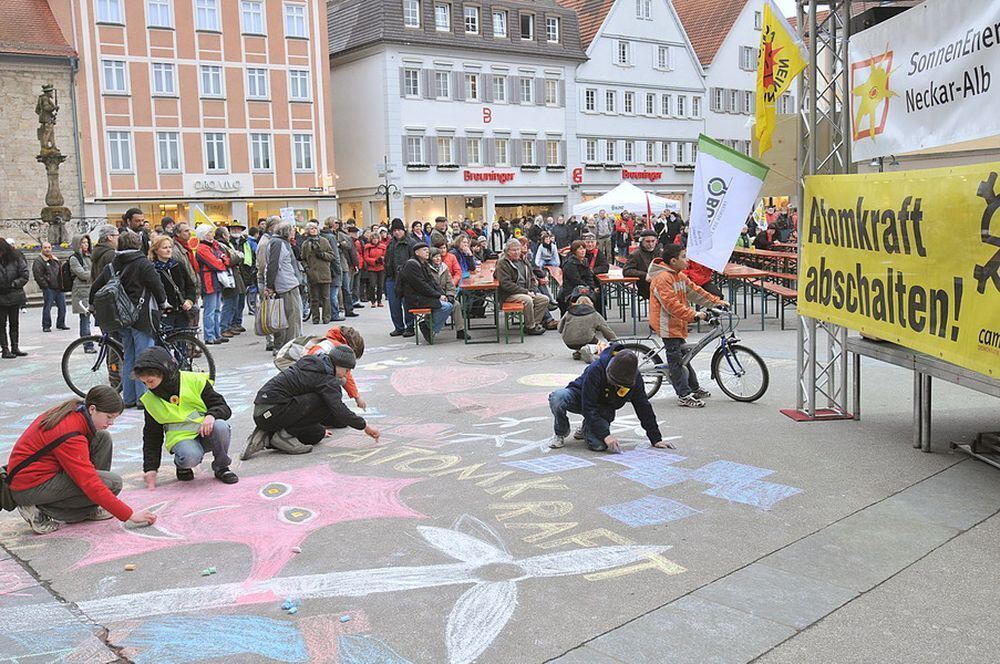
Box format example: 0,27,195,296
0,623,104,661
502,454,595,475
704,480,803,510
600,496,700,527
338,634,414,664
600,449,688,468
688,460,774,486
123,615,309,663
620,465,691,489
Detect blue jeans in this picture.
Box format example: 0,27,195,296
232,292,246,327
79,313,91,338
121,327,155,405
548,387,610,451
171,420,232,473
329,282,343,320
431,300,454,334
42,288,66,330
340,272,354,315
384,278,410,333
662,337,700,397
220,292,238,331
202,291,222,342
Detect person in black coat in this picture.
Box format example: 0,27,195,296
383,218,418,336
0,238,29,358
149,235,198,332
396,243,454,342
242,345,380,457
622,230,661,299
560,241,599,313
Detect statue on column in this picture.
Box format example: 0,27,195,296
36,84,71,243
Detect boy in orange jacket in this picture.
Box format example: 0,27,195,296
648,245,727,407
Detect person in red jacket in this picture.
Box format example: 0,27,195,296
683,259,723,299
7,385,158,534
362,236,386,306
194,224,231,345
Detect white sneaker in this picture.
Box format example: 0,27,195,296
17,505,62,535
241,427,272,460
548,435,566,449
573,427,585,440
677,394,706,408
692,388,712,399
579,346,594,363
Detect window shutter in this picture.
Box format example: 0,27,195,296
534,77,544,105
454,137,465,165
484,138,495,166
453,72,465,101
509,75,519,102
483,74,493,102
399,68,406,97
426,136,438,165
559,140,566,166
709,88,718,112
422,69,434,99
402,135,410,164
511,138,522,166
557,79,565,107
535,139,544,164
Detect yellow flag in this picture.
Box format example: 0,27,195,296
755,0,808,155
191,205,214,227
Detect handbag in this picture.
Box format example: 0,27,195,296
218,269,236,290
256,294,288,336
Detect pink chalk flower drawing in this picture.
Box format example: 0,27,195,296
47,466,424,582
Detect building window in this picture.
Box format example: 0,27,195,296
712,87,724,111
692,96,702,118
156,131,180,171
522,139,535,165
435,71,450,99
195,0,219,30
519,77,533,103
205,132,227,171
546,140,560,166
102,60,127,94
241,1,265,34
147,0,173,27
624,91,634,114
293,134,313,170
200,64,223,97
151,62,175,95
676,95,686,117
546,17,560,42
605,140,616,162
107,131,132,172
246,67,268,98
464,6,479,34
403,0,421,27
289,70,310,100
728,89,739,113
646,140,656,163
435,3,451,31
635,0,651,20
97,0,124,23
605,90,616,113
467,137,482,165
405,135,424,164
662,141,671,164
661,93,671,116
657,45,671,70
584,88,596,112
740,46,757,71
250,133,273,171
403,68,420,96
676,142,684,163
495,137,509,165
463,73,479,100
492,10,507,37
544,79,557,105
624,140,635,163
437,136,454,163
585,139,597,162
492,74,506,102
742,90,753,114
615,40,631,65
645,92,655,115
284,3,307,37
691,141,699,160
754,11,762,30
520,12,534,40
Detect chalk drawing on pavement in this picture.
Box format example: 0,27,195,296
473,416,549,430
339,634,413,664
600,496,700,528
391,366,507,396
446,392,549,419
503,454,595,475
516,373,579,387
444,430,551,458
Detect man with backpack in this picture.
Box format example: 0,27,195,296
32,241,68,333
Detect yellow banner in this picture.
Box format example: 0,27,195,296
799,163,1000,378
755,0,807,156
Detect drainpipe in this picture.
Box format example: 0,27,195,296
68,55,86,222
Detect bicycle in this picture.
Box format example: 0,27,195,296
618,307,769,402
62,320,216,398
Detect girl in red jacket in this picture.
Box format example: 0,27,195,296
362,237,386,306
7,385,157,534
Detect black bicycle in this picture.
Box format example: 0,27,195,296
61,323,215,398
618,307,769,402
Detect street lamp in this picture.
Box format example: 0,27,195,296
375,155,401,223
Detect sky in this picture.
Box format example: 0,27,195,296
773,0,799,18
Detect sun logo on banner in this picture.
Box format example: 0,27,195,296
851,49,897,141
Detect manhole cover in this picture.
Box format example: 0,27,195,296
460,351,548,365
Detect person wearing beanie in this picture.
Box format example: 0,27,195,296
384,219,418,336
547,345,669,453
242,345,379,459
132,348,238,487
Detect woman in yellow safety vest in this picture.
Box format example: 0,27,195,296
133,347,238,488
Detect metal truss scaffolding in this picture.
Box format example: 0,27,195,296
792,0,853,419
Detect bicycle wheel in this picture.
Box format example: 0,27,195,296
711,344,769,402
620,342,664,399
163,331,216,381
62,336,124,398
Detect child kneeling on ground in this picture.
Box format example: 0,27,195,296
133,347,238,487
558,290,617,363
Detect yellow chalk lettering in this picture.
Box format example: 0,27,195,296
429,463,515,487
366,446,433,465
483,477,568,500
327,448,383,463
394,455,461,473
490,501,574,521
503,522,579,544
585,553,687,581
535,528,630,549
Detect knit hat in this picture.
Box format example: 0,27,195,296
390,218,405,232
606,350,638,387
328,345,357,370
639,229,657,238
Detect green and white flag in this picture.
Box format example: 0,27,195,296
687,135,770,272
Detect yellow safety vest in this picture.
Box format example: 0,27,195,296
140,371,211,451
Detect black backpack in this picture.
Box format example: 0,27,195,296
59,259,75,293
93,264,143,332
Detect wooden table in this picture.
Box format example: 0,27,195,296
459,260,500,344
721,263,769,330
732,247,798,274
597,271,641,336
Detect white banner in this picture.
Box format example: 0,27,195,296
688,135,769,272
850,0,1000,162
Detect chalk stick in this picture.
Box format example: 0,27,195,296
287,606,298,615
201,569,211,576
291,546,302,553
208,567,217,574
339,615,350,623
124,564,137,572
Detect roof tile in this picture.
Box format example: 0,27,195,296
672,0,747,67
0,0,74,58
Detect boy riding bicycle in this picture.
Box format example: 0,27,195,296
648,245,728,408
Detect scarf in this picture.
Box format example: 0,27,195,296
153,258,178,271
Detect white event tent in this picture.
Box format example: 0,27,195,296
571,181,681,218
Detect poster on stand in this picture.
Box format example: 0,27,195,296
798,162,1000,378
849,0,1000,162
